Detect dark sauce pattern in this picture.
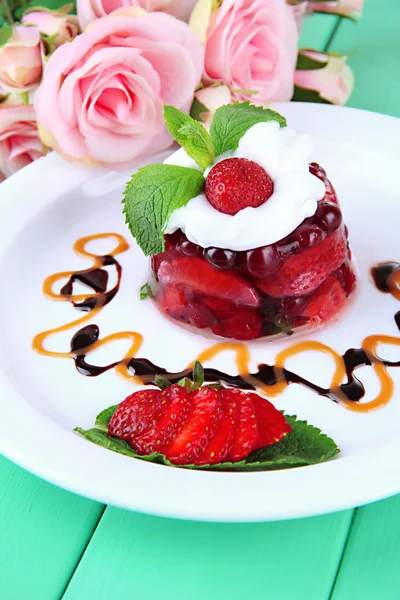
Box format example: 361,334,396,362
33,235,400,413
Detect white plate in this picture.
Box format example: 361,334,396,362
0,103,399,522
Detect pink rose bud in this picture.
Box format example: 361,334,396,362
294,49,354,105
0,104,44,181
0,26,44,93
77,0,198,30
194,84,232,124
202,0,299,104
22,7,81,49
308,0,364,19
35,11,203,168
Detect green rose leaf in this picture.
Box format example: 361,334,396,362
164,105,215,170
122,164,205,256
0,26,13,47
76,410,339,471
210,101,287,157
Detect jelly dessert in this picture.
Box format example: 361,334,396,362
123,103,356,341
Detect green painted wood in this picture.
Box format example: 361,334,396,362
331,497,400,600
327,0,400,117
0,455,104,600
63,508,353,600
299,13,339,51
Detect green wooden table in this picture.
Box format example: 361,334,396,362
1,2,399,598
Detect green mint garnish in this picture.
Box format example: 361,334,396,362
164,105,215,170
75,411,339,471
140,283,152,300
122,164,204,256
210,101,287,157
94,405,118,431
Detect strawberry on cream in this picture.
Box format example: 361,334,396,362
164,120,326,251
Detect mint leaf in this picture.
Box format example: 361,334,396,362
245,415,339,469
122,165,205,256
140,283,152,300
76,411,339,471
94,405,118,431
164,106,215,170
210,102,287,157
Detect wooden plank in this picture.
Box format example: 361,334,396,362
327,0,400,117
0,455,104,600
299,13,339,51
63,507,353,600
331,497,400,600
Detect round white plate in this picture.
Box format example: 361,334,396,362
0,103,399,522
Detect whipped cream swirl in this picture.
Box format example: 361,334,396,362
164,121,325,251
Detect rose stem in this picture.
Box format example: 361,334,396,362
1,0,14,24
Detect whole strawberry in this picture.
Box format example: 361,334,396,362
205,158,274,216
108,362,291,466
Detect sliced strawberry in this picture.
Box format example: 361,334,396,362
158,257,259,308
303,276,347,321
158,287,216,330
203,298,262,340
108,389,163,441
258,228,347,297
132,384,192,455
163,387,222,465
332,257,357,297
228,390,259,462
213,309,262,341
196,389,240,465
249,393,291,450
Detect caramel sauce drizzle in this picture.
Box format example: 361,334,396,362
33,234,400,413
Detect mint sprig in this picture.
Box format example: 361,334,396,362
122,165,204,256
76,411,339,471
164,106,215,170
210,102,287,156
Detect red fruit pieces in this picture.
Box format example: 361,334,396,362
108,389,163,441
213,309,262,341
303,276,347,322
205,158,274,216
259,228,347,297
158,256,259,307
249,393,291,450
228,390,259,462
164,387,222,465
203,298,262,340
196,389,240,465
159,287,216,330
132,384,192,455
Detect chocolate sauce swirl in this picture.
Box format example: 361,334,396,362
33,235,400,413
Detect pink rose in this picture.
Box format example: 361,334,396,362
35,11,203,168
294,50,354,105
0,26,44,93
202,0,298,104
22,7,81,49
308,0,364,19
77,0,198,30
0,104,43,181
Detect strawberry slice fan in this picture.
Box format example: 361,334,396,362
76,361,339,471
